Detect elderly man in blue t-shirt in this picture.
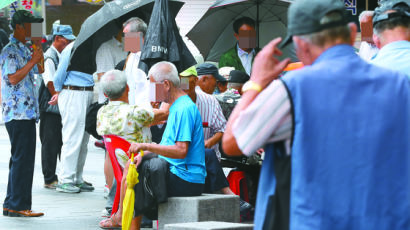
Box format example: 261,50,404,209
124,61,206,229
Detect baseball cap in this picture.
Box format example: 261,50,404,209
372,0,410,26
11,10,43,28
180,66,197,77
281,0,348,47
53,25,76,40
196,63,226,82
228,70,249,84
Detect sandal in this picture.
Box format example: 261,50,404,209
99,213,122,229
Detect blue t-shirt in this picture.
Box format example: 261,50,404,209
159,95,206,184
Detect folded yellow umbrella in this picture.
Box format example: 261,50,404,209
122,151,143,230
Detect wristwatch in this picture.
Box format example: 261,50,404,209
242,80,262,93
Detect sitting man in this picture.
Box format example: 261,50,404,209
100,62,206,229
97,69,167,228
180,66,253,220
215,70,250,120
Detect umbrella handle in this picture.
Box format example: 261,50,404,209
140,150,144,157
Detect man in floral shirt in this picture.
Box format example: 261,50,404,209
96,69,168,228
0,10,44,217
96,70,168,144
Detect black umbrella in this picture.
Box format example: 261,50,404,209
187,0,296,62
67,0,184,74
138,0,196,74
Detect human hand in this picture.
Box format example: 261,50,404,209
250,38,291,89
48,93,59,105
129,143,147,154
204,140,213,149
151,102,160,109
31,47,43,64
132,153,143,168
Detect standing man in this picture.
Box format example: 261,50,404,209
0,10,44,217
52,42,94,193
371,0,410,77
122,17,151,107
95,29,127,103
39,25,75,189
219,17,257,75
223,0,410,229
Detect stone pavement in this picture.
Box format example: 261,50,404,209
0,124,113,230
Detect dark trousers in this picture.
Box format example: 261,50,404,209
204,148,230,193
4,120,36,211
39,112,62,184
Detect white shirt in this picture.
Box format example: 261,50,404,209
124,52,151,108
95,37,128,103
195,87,227,160
96,37,127,74
43,45,61,85
237,44,255,75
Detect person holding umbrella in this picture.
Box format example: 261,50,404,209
218,17,257,75
0,10,44,217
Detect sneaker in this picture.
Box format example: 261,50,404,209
44,180,58,189
83,180,93,186
56,183,81,193
239,199,254,222
75,183,95,192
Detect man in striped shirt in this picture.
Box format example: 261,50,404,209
194,63,227,160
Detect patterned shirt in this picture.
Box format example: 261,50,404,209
215,88,241,120
0,35,39,122
96,101,154,143
195,87,227,159
233,80,293,156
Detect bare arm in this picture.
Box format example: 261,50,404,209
47,81,57,95
129,141,189,159
205,132,223,149
151,108,169,125
222,38,290,156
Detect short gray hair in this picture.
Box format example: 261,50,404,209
148,61,180,88
101,70,127,100
295,12,351,47
123,17,147,38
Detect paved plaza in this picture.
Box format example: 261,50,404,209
0,124,114,230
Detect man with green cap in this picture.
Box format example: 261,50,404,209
223,0,410,229
0,10,44,217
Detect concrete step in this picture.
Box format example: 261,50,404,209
157,194,240,230
164,221,254,230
